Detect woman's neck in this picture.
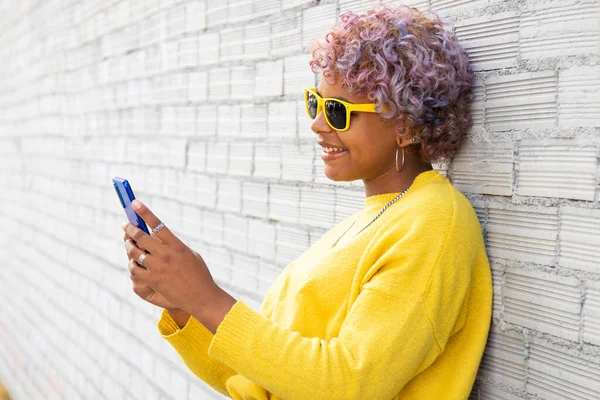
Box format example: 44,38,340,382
362,151,433,198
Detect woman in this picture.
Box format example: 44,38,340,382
122,4,492,399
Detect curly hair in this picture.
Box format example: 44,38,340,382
308,4,475,164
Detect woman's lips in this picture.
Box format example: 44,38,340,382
321,148,348,161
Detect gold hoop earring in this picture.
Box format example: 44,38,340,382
396,146,405,172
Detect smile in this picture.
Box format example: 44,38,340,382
322,147,347,153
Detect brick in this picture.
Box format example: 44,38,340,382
268,101,297,138
479,385,522,400
181,204,204,238
187,141,206,172
583,280,600,346
197,32,220,66
485,71,557,132
297,98,314,138
478,324,526,389
244,22,270,60
188,71,207,102
230,66,255,100
455,11,519,71
269,184,300,224
240,104,267,138
220,27,244,62
491,262,503,319
282,0,314,11
559,206,600,274
206,2,228,28
206,246,232,285
302,4,336,50
300,186,336,229
528,336,600,400
486,203,558,265
520,1,600,60
206,141,228,173
558,66,600,128
185,1,207,33
218,104,242,137
189,382,215,400
504,266,581,340
247,220,276,260
231,253,259,290
195,174,217,208
276,224,309,265
169,369,189,399
242,181,269,218
208,67,230,100
217,178,241,213
254,0,281,18
224,214,248,252
452,138,514,196
139,13,163,48
196,104,218,136
281,143,313,182
258,259,282,297
517,138,596,201
202,210,225,246
228,0,254,24
254,142,281,179
255,60,284,98
284,54,316,96
176,106,196,136
334,187,363,224
271,11,303,57
229,142,253,177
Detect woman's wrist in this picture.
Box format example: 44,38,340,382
166,308,190,329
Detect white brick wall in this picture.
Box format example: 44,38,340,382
0,0,599,399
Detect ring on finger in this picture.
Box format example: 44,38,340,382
152,221,165,234
137,252,148,267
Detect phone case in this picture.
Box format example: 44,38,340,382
112,177,150,235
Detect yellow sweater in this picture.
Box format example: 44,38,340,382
157,169,493,400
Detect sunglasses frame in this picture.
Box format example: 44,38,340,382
303,88,382,132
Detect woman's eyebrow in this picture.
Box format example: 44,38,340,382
316,89,350,103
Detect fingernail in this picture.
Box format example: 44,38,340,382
121,222,128,229
133,200,141,210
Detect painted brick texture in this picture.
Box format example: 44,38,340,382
0,0,599,399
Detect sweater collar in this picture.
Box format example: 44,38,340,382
363,169,442,212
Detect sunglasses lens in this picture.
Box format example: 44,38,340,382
325,100,347,130
306,92,318,119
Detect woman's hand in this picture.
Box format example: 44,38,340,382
121,200,235,331
123,231,180,311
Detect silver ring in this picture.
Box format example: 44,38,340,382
137,252,148,267
152,222,165,234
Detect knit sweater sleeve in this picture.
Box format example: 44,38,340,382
156,271,284,398
157,309,237,398
206,191,476,400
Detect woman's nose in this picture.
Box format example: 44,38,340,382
311,109,332,134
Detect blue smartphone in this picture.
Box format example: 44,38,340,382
113,177,150,235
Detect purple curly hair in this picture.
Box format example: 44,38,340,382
309,4,475,163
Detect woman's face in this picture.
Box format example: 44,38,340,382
311,72,401,182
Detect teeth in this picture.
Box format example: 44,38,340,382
323,147,346,153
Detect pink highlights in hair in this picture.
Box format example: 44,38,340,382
309,3,475,163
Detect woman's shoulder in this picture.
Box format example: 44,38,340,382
386,171,482,239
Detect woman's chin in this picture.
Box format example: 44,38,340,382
324,166,353,182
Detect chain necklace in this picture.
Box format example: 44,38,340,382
330,186,411,248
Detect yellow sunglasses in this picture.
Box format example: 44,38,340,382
303,88,383,132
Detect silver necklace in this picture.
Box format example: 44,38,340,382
330,186,411,248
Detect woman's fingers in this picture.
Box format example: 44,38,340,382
130,200,181,247
128,258,152,281
125,239,153,270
